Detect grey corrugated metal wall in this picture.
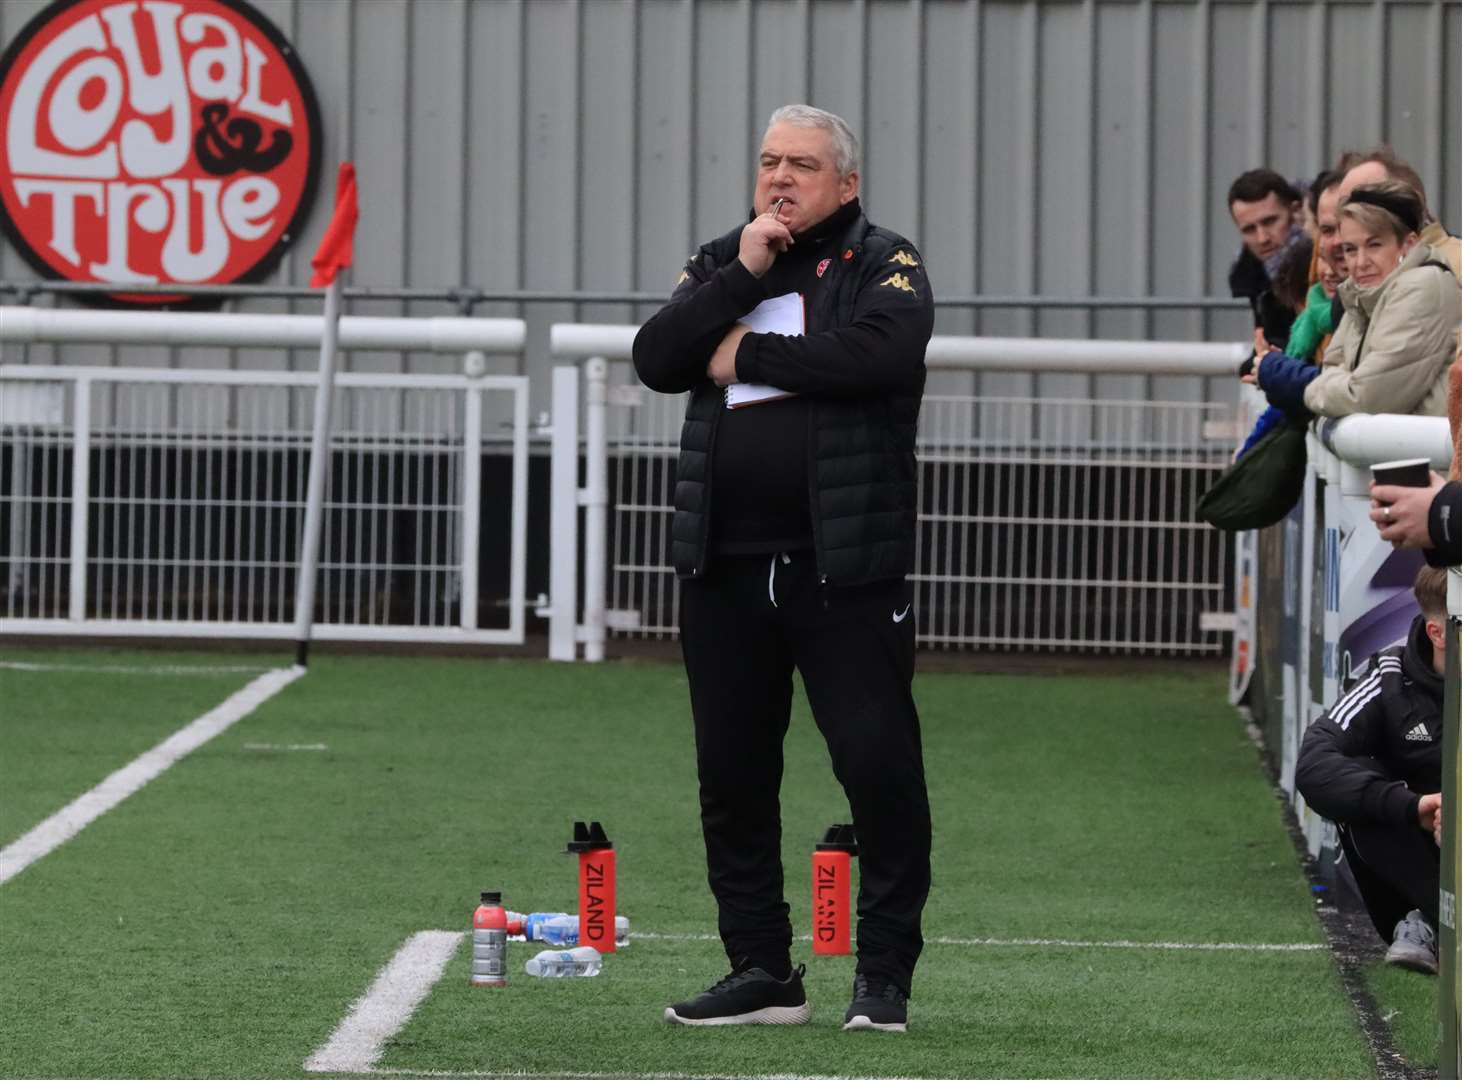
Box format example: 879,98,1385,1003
2,0,1459,406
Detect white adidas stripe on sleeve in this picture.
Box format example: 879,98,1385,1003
1329,673,1383,731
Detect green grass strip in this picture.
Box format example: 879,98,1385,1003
1367,961,1439,1070
0,654,1369,1079
0,648,267,849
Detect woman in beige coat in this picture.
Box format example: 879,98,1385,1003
1253,180,1462,420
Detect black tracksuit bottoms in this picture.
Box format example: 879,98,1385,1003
678,550,933,994
1338,821,1441,939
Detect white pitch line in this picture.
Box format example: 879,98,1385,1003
308,925,1323,1080
305,930,466,1074
924,934,1325,952
375,1071,941,1080
629,930,1324,953
0,665,305,887
0,660,275,675
243,742,329,752
389,1074,1224,1080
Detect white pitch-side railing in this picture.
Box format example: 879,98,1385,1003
1262,412,1453,837
547,323,1249,661
0,308,528,644
1257,411,1461,1066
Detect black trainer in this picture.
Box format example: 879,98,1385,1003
842,973,909,1033
664,963,811,1026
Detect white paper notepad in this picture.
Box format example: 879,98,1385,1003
725,292,803,409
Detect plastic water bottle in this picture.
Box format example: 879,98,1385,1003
505,911,528,940
524,945,603,978
523,912,575,943
525,912,631,948
470,891,508,987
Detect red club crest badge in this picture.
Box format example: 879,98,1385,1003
816,258,830,278
0,0,322,305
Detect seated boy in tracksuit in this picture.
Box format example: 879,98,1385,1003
1295,565,1446,974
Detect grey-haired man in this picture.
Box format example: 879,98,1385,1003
633,105,934,1033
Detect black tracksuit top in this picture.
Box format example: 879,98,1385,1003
1426,481,1462,567
632,198,934,585
1295,614,1443,828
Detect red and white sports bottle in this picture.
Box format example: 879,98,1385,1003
567,821,616,954
470,891,508,986
812,824,858,956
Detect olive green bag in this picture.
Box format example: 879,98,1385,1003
1197,418,1308,531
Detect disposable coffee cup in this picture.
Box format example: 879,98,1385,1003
1370,458,1432,487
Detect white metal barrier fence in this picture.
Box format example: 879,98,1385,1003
0,309,528,644
1254,411,1454,839
1244,412,1460,1069
548,324,1248,661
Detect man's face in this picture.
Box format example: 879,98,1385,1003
1338,160,1390,202
1315,184,1346,287
754,122,858,235
1230,192,1296,262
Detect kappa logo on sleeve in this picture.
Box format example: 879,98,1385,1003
888,251,920,267
880,273,916,294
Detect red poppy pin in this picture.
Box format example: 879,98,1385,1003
842,249,854,261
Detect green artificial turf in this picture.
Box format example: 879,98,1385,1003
0,650,265,848
1367,960,1440,1070
0,649,1374,1079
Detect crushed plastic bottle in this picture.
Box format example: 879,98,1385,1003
524,945,603,978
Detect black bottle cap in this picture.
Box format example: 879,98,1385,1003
566,820,613,852
815,823,859,855
480,891,501,905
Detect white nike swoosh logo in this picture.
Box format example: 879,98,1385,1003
892,605,911,623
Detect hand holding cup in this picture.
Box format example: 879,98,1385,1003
1369,459,1444,548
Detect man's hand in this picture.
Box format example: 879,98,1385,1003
708,325,750,386
1370,471,1445,548
1241,340,1269,387
1419,793,1443,846
737,205,794,277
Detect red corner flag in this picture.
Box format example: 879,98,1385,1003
309,162,359,288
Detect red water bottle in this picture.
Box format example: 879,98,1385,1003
567,821,616,953
470,891,508,986
812,824,858,956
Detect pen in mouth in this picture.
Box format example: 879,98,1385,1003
771,198,787,217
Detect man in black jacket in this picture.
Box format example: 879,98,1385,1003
1228,168,1304,350
632,104,933,1033
1295,566,1446,973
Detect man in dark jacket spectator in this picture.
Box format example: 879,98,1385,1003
632,104,933,1034
1295,566,1445,973
1228,168,1304,349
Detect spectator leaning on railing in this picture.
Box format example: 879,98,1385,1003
1339,148,1462,383
1227,168,1304,350
1251,181,1462,420
1295,565,1448,976
1338,148,1462,305
1234,169,1348,459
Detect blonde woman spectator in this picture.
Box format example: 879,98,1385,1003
1252,181,1462,419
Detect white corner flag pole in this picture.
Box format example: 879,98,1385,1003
292,273,344,667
